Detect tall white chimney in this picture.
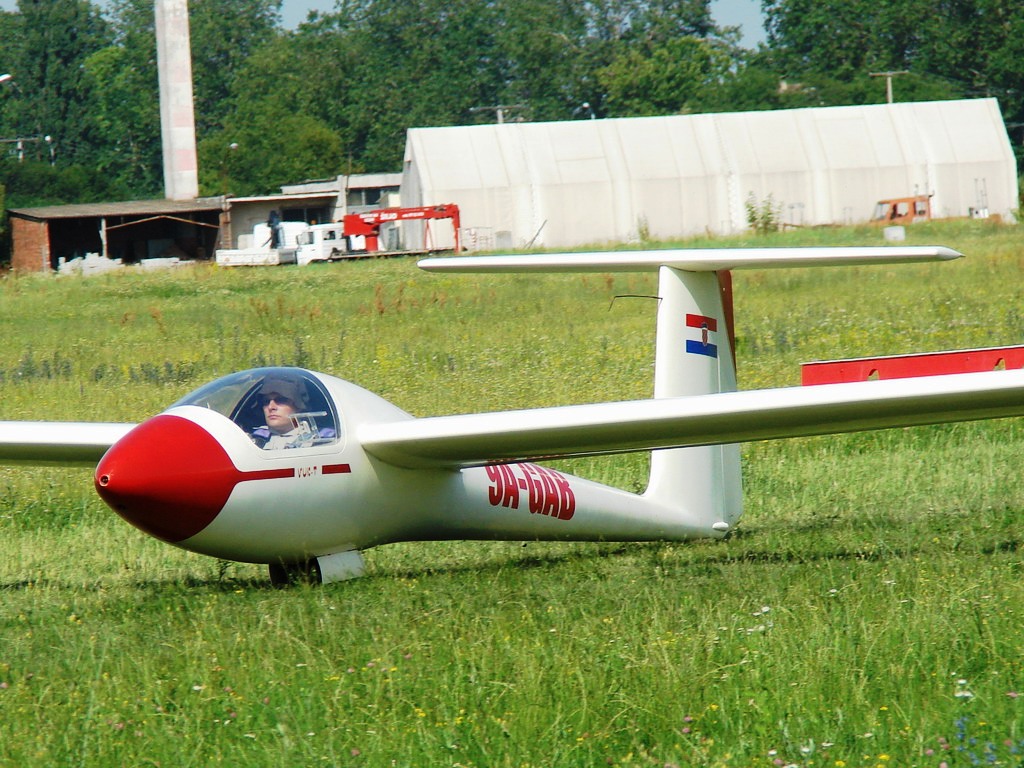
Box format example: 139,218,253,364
154,0,199,200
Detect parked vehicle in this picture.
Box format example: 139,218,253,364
214,221,304,266
871,195,931,225
216,205,462,267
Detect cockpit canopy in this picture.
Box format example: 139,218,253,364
173,367,340,450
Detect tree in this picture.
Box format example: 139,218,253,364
178,3,377,180
288,0,740,168
6,0,112,166
188,0,282,135
486,0,603,121
83,43,163,197
0,178,6,262
981,6,1024,158
197,97,344,196
598,35,734,116
763,0,1024,166
197,27,352,193
83,0,287,197
0,17,16,148
317,0,505,169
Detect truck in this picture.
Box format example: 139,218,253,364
295,204,462,265
293,223,349,266
215,221,306,267
217,204,462,267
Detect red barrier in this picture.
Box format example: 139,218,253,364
801,345,1024,385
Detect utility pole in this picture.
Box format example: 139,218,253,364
869,71,909,104
1,75,54,165
469,104,527,124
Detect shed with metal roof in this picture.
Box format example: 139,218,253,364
7,198,224,272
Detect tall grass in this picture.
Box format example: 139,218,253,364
2,220,1024,766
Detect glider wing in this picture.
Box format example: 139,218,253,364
360,370,1024,469
0,421,136,466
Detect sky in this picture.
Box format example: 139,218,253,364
268,0,770,46
710,0,766,47
0,0,767,46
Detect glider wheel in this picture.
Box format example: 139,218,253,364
269,559,323,587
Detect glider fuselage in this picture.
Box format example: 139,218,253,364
94,370,716,567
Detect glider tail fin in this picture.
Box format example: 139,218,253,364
418,246,963,536
643,266,742,533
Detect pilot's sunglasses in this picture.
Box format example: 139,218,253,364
260,394,294,407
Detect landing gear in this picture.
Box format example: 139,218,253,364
268,559,322,587
268,551,365,586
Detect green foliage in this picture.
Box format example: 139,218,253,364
0,156,127,208
188,0,283,135
4,0,1024,200
487,0,595,121
744,192,783,234
2,0,111,167
0,0,750,195
197,107,343,197
598,36,734,116
764,0,918,78
81,18,163,196
761,0,1024,158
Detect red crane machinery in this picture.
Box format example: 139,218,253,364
343,203,461,254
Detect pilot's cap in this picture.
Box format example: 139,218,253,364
259,376,308,409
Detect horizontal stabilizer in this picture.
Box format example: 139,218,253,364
419,246,961,273
361,369,1024,469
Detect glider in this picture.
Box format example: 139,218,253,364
3,245,1024,585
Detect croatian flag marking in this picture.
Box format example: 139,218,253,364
685,313,718,358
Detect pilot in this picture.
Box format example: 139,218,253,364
251,375,330,449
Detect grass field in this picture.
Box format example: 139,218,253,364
3,220,1024,766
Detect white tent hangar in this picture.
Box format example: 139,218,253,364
402,98,1018,249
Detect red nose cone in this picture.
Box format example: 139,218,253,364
95,414,238,542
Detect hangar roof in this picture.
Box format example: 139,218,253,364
403,98,1018,249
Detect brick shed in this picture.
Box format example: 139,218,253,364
7,198,224,272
